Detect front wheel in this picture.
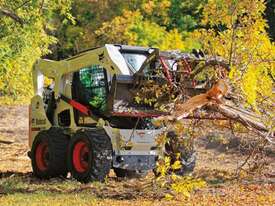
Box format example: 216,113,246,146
67,129,112,183
166,131,196,175
154,130,196,176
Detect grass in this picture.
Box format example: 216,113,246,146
0,175,163,206
0,172,274,206
0,193,177,206
1,193,159,206
1,193,98,206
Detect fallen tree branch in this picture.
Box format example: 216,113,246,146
153,76,273,144
236,138,268,176
208,104,274,143
209,104,267,132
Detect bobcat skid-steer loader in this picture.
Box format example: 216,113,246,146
28,44,217,182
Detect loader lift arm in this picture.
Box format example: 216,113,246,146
59,94,92,116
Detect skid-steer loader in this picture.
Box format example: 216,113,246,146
31,44,267,183
28,44,204,182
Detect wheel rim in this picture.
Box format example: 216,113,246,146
35,141,49,171
72,140,90,173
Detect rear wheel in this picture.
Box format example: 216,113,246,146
31,128,69,179
68,128,112,183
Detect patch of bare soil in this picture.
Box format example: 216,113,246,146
0,106,274,205
0,106,28,143
0,106,30,173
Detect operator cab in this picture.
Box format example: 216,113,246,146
71,45,161,127
72,65,109,126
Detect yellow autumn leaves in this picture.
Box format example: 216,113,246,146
1,0,273,110
96,10,185,51
193,0,274,109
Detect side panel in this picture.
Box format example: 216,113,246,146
53,73,77,129
29,95,51,148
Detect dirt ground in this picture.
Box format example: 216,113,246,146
0,106,274,205
0,106,29,172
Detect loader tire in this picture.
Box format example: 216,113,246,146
154,131,196,177
68,128,112,183
113,168,148,178
31,128,69,179
166,130,196,175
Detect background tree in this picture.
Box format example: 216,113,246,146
192,0,274,124
95,10,186,50
0,0,274,105
0,0,73,102
49,0,134,59
51,0,206,58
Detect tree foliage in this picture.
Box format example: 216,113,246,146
52,0,205,58
0,0,73,101
0,0,274,108
95,10,185,50
192,0,274,114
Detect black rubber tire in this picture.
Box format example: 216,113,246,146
166,130,196,175
173,151,196,176
67,128,112,183
113,168,148,178
31,127,69,179
154,130,196,176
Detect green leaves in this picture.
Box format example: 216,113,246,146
96,9,186,51
0,0,72,101
1,0,273,108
